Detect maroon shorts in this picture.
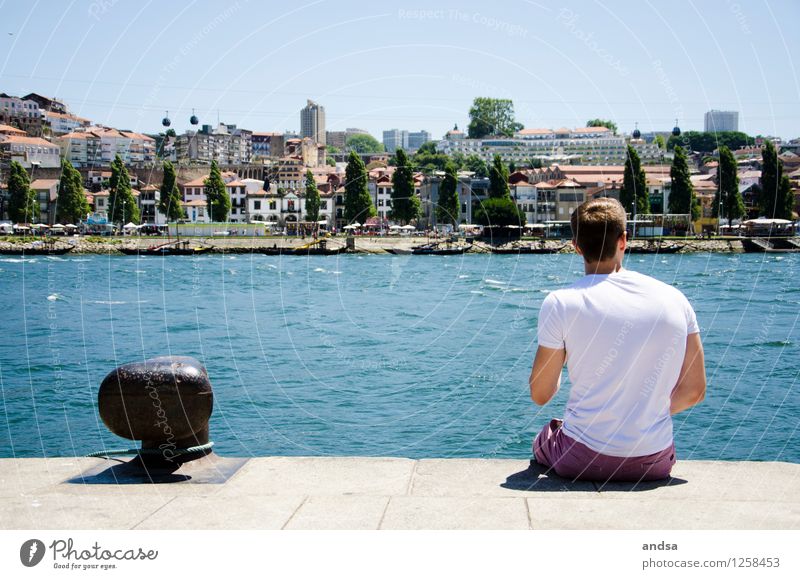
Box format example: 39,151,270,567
533,419,676,482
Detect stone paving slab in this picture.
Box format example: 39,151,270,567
284,496,390,530
134,495,305,530
526,497,800,530
411,458,598,497
1,457,798,529
215,456,415,497
381,497,530,530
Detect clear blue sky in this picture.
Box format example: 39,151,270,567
1,0,798,139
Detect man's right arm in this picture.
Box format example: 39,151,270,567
670,332,706,415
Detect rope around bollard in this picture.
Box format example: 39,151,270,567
86,441,214,460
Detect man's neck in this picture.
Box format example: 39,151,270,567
584,259,624,275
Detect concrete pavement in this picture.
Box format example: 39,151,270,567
1,457,797,530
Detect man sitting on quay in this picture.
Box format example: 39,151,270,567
529,197,706,482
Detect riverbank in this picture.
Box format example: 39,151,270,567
0,457,796,529
0,236,744,254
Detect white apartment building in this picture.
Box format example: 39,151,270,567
44,111,89,135
0,93,41,120
0,135,61,168
56,128,155,167
383,129,408,153
437,126,663,165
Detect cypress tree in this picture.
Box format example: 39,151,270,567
158,161,184,222
621,145,649,215
7,161,39,223
715,146,744,225
778,175,794,220
204,160,230,222
108,155,140,225
56,158,90,224
390,149,420,224
488,154,510,199
758,140,781,218
343,151,375,223
436,161,460,226
304,169,321,223
668,146,695,215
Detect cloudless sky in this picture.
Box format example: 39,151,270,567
1,0,798,139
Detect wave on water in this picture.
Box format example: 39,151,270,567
47,293,65,301
0,258,34,263
88,299,150,305
484,278,508,285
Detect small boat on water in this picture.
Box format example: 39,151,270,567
411,243,470,255
490,242,564,254
385,248,412,255
741,237,800,253
0,244,75,256
120,240,213,256
627,242,682,254
292,238,346,256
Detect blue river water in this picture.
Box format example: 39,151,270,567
0,251,797,462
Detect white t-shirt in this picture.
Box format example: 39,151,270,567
537,269,700,457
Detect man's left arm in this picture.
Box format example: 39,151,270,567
529,345,566,405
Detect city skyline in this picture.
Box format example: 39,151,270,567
1,1,798,140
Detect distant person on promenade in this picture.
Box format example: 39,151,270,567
529,198,706,482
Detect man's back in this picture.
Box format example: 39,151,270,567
538,269,699,457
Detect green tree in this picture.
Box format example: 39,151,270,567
56,158,89,224
667,131,753,152
463,154,488,177
204,160,230,222
326,157,336,167
758,140,793,219
344,151,375,223
488,154,510,199
390,149,420,224
304,169,321,223
7,161,39,223
653,135,666,150
528,157,543,169
474,198,525,227
412,141,450,173
467,97,523,138
586,118,618,134
668,146,696,217
157,161,184,222
778,175,795,219
108,155,140,225
346,133,384,154
436,162,460,226
620,145,649,215
714,146,744,225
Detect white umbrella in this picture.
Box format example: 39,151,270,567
123,222,138,229
342,225,357,230
351,222,361,227
316,220,327,224
33,223,49,228
401,225,416,230
64,224,77,228
389,225,402,229
51,224,65,229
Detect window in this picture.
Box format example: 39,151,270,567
269,201,277,210
254,200,261,210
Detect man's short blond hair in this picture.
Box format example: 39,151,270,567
570,197,627,262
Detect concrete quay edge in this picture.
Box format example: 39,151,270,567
0,457,797,530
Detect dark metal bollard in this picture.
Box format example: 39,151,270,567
98,356,213,464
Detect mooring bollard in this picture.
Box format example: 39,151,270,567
97,356,214,464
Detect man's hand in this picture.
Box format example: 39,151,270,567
670,332,706,415
530,345,566,405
